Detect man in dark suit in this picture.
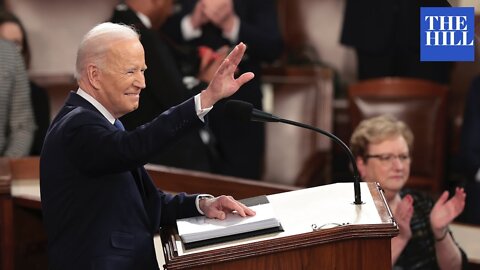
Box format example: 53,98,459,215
340,0,452,84
458,75,480,225
40,22,255,270
109,0,226,172
162,0,284,179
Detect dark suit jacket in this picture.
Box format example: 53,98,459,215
460,76,480,180
458,76,480,225
109,5,213,172
30,81,50,155
40,92,202,270
341,0,451,53
162,0,283,179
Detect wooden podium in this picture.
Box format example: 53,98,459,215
161,182,398,270
0,159,397,270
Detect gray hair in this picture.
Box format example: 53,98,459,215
74,22,139,79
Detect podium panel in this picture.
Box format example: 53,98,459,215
161,182,398,270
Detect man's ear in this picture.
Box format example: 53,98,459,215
87,64,101,90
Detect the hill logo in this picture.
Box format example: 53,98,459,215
420,7,474,61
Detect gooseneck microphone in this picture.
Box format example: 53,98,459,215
225,100,363,205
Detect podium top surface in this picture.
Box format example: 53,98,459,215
170,182,396,257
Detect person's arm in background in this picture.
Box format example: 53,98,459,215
230,0,283,63
163,0,283,63
199,42,253,108
4,42,35,157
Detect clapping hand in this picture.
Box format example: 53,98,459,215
395,194,414,241
430,187,466,235
190,0,209,29
197,45,229,83
202,0,236,31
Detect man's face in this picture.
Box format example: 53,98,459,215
96,38,147,118
357,135,411,198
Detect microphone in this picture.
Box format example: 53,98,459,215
225,100,363,205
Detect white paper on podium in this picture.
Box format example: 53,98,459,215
177,203,281,243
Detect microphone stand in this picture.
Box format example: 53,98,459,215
265,116,363,205
225,99,363,205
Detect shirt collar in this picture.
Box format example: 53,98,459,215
76,88,116,124
135,11,152,29
115,3,152,29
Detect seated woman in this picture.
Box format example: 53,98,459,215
350,115,468,269
0,9,50,155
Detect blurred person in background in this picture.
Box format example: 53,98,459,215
457,75,480,225
0,9,50,155
0,38,34,156
350,115,468,269
162,0,284,179
340,0,452,84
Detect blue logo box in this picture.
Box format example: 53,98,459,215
420,7,474,62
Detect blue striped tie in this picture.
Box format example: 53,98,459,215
114,119,125,131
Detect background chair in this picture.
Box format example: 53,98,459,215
348,77,448,195
261,66,334,187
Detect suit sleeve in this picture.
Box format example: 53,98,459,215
236,0,284,63
64,98,203,176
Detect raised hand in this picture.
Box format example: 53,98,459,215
197,45,229,83
200,42,254,108
202,0,235,31
190,0,209,29
202,0,235,26
199,195,256,220
395,194,414,241
391,194,414,263
430,187,466,234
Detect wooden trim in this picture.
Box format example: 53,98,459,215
0,195,14,270
146,164,297,199
0,157,14,270
9,157,40,180
164,225,396,270
0,158,12,195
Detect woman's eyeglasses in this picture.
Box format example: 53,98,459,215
365,153,411,165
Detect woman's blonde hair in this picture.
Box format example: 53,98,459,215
350,114,414,160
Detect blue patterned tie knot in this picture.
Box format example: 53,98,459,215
114,119,125,131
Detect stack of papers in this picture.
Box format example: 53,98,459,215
177,203,282,248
